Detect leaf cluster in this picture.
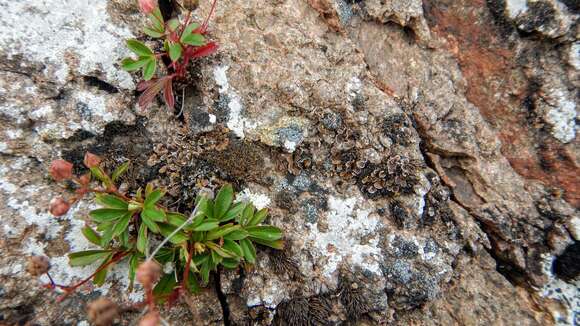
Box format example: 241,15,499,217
121,7,218,109
69,163,283,298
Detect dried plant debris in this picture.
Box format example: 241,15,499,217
356,155,423,198
268,248,302,280
273,295,333,326
382,113,415,146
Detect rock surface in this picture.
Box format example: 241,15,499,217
0,0,578,325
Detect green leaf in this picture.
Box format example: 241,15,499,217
223,229,249,241
137,222,148,253
211,249,223,265
93,256,112,287
143,58,156,81
168,42,182,62
112,212,132,237
148,8,165,31
181,33,205,46
192,219,219,231
186,271,201,294
111,161,130,182
192,254,210,267
206,224,240,241
90,167,110,185
166,18,180,31
206,241,235,258
215,184,233,220
158,223,188,244
95,194,128,210
239,239,256,264
100,224,115,247
89,208,128,223
200,260,210,284
141,213,160,233
153,274,178,302
249,237,285,250
195,196,213,219
144,189,165,207
245,226,283,242
121,57,150,71
167,212,187,227
143,26,164,38
126,39,154,57
240,203,255,226
81,226,102,246
142,207,166,222
181,23,200,40
68,250,111,267
223,239,243,257
129,254,140,285
222,202,245,222
248,208,268,226
155,248,175,264
119,228,129,248
222,258,240,269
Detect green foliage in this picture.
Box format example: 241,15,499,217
68,164,284,293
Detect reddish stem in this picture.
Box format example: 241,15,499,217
182,243,195,291
201,0,218,33
57,251,130,302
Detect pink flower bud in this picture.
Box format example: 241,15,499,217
83,152,101,168
79,173,91,186
139,311,160,326
136,260,161,288
138,0,157,14
50,197,71,216
49,159,73,181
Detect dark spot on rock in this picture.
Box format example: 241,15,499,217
82,76,118,93
559,0,580,13
517,1,557,35
158,0,176,21
214,94,231,123
382,113,414,146
485,0,517,35
356,155,422,199
275,190,297,211
321,111,343,130
391,236,419,258
75,102,92,121
553,241,580,282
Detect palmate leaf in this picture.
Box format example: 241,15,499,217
223,228,248,241
206,224,240,241
121,57,149,71
249,237,285,250
142,207,165,222
192,218,219,232
143,59,157,81
181,33,205,46
137,223,148,253
68,250,111,267
126,39,154,57
181,22,200,40
143,26,164,38
112,212,132,237
158,223,188,244
222,202,244,222
223,239,243,257
141,212,161,233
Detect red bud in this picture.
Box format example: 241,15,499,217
83,152,101,168
136,260,161,289
50,197,71,216
49,159,73,181
79,173,91,186
138,0,157,14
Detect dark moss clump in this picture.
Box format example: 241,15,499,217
553,242,580,282
207,140,266,182
268,249,302,280
382,113,414,146
273,295,332,326
356,155,423,199
339,281,372,320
